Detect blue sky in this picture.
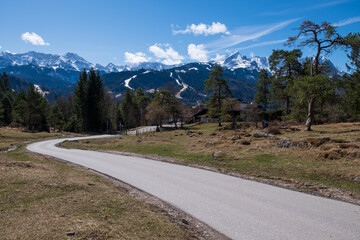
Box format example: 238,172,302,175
1,0,359,70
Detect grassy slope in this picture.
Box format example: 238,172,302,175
0,129,195,240
61,122,360,196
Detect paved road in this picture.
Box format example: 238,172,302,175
27,135,360,240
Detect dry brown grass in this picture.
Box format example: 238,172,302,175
0,130,197,240
61,122,360,199
0,127,82,151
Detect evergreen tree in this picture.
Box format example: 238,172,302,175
134,88,150,126
287,21,343,130
50,104,64,131
291,75,335,131
13,90,27,127
1,95,13,125
56,95,73,125
25,84,50,131
85,69,104,131
73,69,88,132
12,85,50,131
268,49,302,114
342,33,360,119
0,72,11,94
0,100,4,126
121,89,139,129
254,69,271,111
0,72,13,125
204,65,232,127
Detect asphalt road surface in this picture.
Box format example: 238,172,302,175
27,135,360,240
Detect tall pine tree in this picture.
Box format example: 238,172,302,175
204,65,232,127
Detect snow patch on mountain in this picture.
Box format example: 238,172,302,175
124,75,137,90
34,84,49,96
188,67,198,71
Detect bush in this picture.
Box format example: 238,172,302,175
266,126,282,135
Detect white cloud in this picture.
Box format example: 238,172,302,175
21,32,50,46
206,18,300,50
0,46,2,50
334,16,360,27
149,44,184,65
238,39,287,50
173,22,230,36
124,52,150,64
211,54,226,62
188,44,208,62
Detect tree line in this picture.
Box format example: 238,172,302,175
0,68,187,132
254,20,360,131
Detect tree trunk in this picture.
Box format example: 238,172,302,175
285,96,290,115
305,97,315,131
314,43,321,76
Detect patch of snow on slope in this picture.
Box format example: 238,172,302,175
142,70,151,74
34,84,49,97
170,72,182,86
188,67,198,71
124,75,137,90
146,89,156,93
175,75,188,99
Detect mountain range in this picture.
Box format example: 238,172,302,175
0,50,338,105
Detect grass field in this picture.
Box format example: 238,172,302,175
61,122,360,200
0,127,74,152
0,128,198,240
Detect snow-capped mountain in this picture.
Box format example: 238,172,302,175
0,51,181,73
0,50,270,73
218,52,269,71
0,51,95,72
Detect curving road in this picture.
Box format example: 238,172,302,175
27,135,360,240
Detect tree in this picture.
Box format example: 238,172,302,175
287,21,343,76
287,21,343,130
0,100,4,126
343,32,360,72
72,69,106,132
13,84,50,131
268,49,302,114
291,75,335,131
121,89,139,129
145,102,168,130
0,72,11,93
204,65,232,126
134,88,150,126
152,89,179,127
50,104,64,131
0,72,13,125
13,90,27,127
342,32,360,119
254,69,271,111
85,69,104,131
73,70,88,132
1,95,13,125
